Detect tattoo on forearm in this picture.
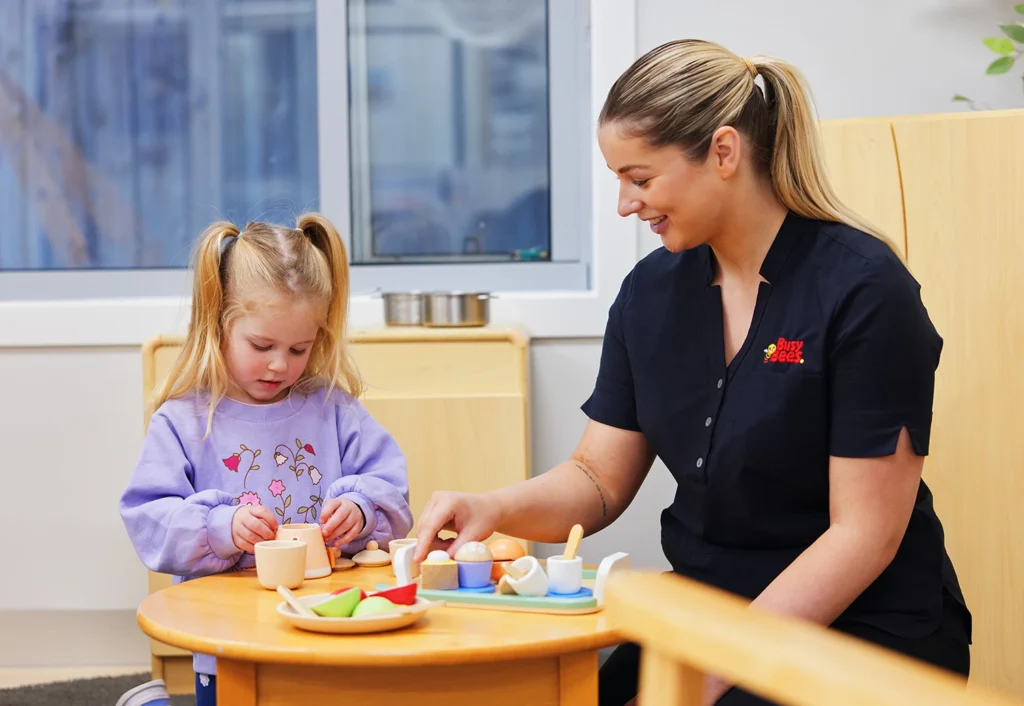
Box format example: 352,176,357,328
575,463,608,517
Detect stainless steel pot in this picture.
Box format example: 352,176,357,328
382,292,425,326
422,292,492,327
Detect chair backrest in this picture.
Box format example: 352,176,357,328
604,571,1024,706
140,328,531,527
819,109,1024,698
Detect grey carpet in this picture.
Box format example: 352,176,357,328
0,673,193,706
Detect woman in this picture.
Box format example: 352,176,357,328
413,39,971,706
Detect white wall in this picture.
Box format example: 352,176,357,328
3,0,1022,667
639,0,1022,118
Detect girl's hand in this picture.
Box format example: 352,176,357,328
321,498,365,546
231,505,278,553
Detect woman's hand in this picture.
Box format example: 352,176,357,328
413,491,503,562
231,505,278,553
321,498,366,546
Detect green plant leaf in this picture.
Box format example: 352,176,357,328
952,94,971,101
986,56,1016,74
284,494,292,508
275,508,285,517
1001,23,1024,43
297,506,308,514
296,438,302,449
296,469,304,477
983,37,1016,55
311,506,318,520
295,455,304,462
1016,4,1024,16
284,518,292,524
310,495,319,502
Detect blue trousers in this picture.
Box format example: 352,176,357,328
196,673,217,706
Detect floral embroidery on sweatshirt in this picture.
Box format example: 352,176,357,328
237,491,261,506
226,438,323,523
275,438,322,486
222,443,262,488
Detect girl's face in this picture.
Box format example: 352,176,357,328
222,294,321,404
598,121,732,253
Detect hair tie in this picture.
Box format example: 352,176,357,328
220,234,237,256
741,57,758,80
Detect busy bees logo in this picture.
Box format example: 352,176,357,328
764,337,805,364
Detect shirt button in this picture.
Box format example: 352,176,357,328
696,457,704,468
717,378,723,389
705,417,712,427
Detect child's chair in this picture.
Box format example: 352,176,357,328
138,327,532,693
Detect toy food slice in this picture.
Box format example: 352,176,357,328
369,583,418,606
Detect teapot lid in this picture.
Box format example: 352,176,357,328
352,539,392,567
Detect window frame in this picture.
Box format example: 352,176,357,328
0,0,638,345
328,0,592,293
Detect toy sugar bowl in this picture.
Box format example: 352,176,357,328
453,541,493,588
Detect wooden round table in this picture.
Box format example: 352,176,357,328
137,565,621,705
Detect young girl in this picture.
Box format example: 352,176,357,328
119,213,413,705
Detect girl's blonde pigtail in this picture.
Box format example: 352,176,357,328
296,213,362,400
154,221,239,434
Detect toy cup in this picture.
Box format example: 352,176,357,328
504,556,548,597
276,523,332,579
546,555,583,595
389,538,420,578
255,540,307,590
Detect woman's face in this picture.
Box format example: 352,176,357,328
598,122,734,253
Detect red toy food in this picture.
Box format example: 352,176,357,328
368,583,418,606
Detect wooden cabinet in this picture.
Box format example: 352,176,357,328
140,327,531,692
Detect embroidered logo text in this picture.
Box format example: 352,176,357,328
764,337,805,364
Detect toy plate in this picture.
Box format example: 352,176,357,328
276,594,433,634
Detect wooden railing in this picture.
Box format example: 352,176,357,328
604,572,1023,706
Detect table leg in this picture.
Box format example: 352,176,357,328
218,659,256,706
559,651,599,706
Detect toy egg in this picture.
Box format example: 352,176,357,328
454,541,493,563
488,537,527,581
454,541,493,588
427,549,451,562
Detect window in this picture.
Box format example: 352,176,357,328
0,0,591,297
0,0,638,346
0,0,317,271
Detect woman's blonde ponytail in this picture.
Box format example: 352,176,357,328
752,58,901,255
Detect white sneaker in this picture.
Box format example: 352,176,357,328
114,679,171,706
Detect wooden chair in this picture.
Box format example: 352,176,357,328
820,109,1024,697
139,327,532,692
604,571,1024,706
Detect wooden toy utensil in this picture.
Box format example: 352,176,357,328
563,524,584,561
277,585,317,618
502,562,527,580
